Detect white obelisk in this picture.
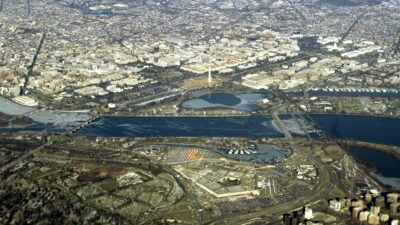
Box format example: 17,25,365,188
208,67,212,84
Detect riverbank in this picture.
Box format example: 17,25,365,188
0,97,37,116
341,140,400,160
342,144,400,190
310,114,400,147
0,112,32,128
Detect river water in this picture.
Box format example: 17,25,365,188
310,114,400,147
347,146,400,190
0,97,92,132
74,114,400,146
78,115,284,138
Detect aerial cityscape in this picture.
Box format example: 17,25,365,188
0,0,400,224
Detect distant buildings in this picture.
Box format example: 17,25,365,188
329,191,400,224
295,165,318,180
283,206,321,225
329,199,342,211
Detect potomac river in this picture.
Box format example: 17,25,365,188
1,96,400,189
